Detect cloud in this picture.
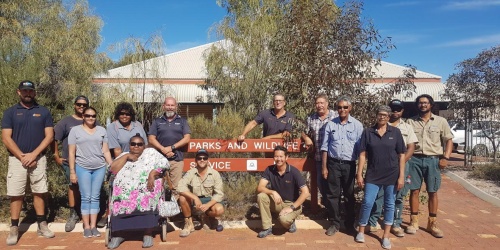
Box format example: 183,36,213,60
442,0,500,10
436,34,500,47
385,1,421,7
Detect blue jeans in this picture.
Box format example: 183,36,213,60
76,165,106,215
358,183,396,226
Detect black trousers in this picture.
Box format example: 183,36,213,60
325,157,356,229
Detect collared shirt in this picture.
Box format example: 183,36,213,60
149,114,191,161
1,102,53,154
107,120,148,153
305,109,338,161
177,167,224,202
320,115,364,161
262,164,306,202
360,125,406,185
407,114,453,156
254,109,296,137
390,119,418,146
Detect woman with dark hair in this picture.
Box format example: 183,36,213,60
107,102,148,157
68,107,113,238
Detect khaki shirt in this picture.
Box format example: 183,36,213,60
177,167,224,202
390,119,418,146
407,114,453,156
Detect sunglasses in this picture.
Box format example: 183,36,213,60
75,103,88,108
337,106,349,110
119,112,131,116
392,108,403,112
196,156,208,161
83,114,96,118
130,142,144,147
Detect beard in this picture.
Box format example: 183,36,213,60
165,111,175,117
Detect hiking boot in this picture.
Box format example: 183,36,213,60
288,220,297,233
6,226,19,246
405,214,419,234
427,217,444,238
367,223,381,232
257,227,273,238
326,224,338,236
179,217,195,237
37,221,55,238
391,226,405,237
65,210,79,232
97,216,107,228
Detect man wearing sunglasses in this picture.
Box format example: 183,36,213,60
177,149,225,237
367,99,417,237
52,95,101,232
320,96,363,236
2,81,55,245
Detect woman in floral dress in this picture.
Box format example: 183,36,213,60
107,134,169,249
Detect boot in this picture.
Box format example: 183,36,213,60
427,217,444,238
405,214,419,234
179,217,195,237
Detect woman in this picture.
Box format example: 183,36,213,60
68,107,113,238
355,105,406,249
107,134,169,249
107,102,148,157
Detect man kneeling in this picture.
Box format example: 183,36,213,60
256,146,310,238
177,149,224,237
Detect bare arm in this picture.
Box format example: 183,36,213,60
301,132,314,150
356,151,367,189
51,140,64,166
102,142,113,165
397,153,405,190
112,147,123,158
109,153,130,174
68,144,77,184
322,151,328,179
21,127,53,167
238,120,258,141
404,142,415,162
439,139,453,169
257,178,284,205
2,128,23,160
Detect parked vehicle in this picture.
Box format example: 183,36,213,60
451,120,499,153
457,130,500,157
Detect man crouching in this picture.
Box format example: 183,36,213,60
256,145,310,238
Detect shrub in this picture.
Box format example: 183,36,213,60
469,163,500,182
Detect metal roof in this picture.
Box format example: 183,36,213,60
366,82,448,102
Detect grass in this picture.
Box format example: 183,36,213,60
468,162,500,182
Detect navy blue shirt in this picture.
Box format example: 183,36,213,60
262,164,306,202
148,114,191,161
255,109,296,137
359,125,406,185
1,103,54,154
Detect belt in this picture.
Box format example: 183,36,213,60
329,157,355,164
413,154,439,159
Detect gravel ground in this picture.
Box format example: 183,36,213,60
447,168,500,199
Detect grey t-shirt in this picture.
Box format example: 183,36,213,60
106,120,148,153
68,125,108,169
54,116,100,160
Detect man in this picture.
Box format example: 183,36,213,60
149,97,191,190
177,149,225,237
256,145,310,238
52,96,94,232
405,94,453,238
367,99,417,237
320,96,363,236
2,80,55,245
301,94,337,206
238,93,296,141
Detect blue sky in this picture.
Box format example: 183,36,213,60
88,0,500,81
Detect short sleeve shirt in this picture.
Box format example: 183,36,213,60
320,115,364,161
254,109,296,137
177,167,224,202
407,114,453,156
148,114,191,161
262,164,306,202
107,120,148,153
391,119,418,146
68,125,108,169
359,125,406,185
1,103,54,154
305,110,338,161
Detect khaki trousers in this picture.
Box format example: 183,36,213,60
257,192,302,230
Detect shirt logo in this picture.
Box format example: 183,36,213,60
33,113,41,117
389,137,394,140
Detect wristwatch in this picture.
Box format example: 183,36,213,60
171,145,176,150
290,205,296,210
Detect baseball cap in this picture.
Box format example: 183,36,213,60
195,149,209,158
388,99,404,109
18,80,35,90
74,95,89,104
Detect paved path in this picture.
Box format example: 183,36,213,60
2,172,499,249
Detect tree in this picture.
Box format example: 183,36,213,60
445,45,500,162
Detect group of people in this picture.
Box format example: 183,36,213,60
2,80,453,249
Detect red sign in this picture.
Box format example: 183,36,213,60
187,139,306,153
183,158,315,172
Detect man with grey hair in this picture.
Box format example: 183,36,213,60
321,96,364,236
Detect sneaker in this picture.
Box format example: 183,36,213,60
325,224,338,236
6,226,19,246
83,228,92,238
288,221,297,233
382,238,392,249
179,217,195,237
355,232,365,243
107,237,124,249
37,221,55,238
257,228,273,238
65,210,79,232
91,227,101,237
97,216,107,228
391,226,405,237
142,235,153,248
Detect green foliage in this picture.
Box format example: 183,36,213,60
469,163,500,182
221,172,259,221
